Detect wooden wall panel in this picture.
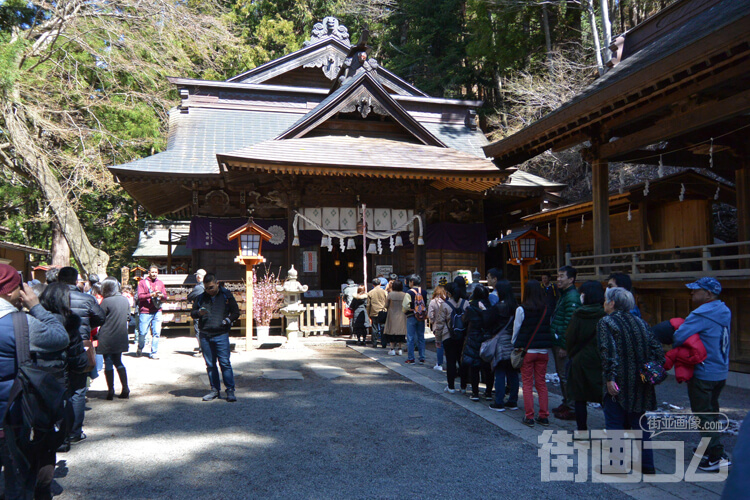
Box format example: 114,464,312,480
648,200,711,250
637,281,750,374
426,249,482,287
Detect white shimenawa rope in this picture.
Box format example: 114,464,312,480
292,211,424,247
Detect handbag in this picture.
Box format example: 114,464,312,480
640,360,667,385
510,307,547,369
84,341,97,372
480,316,513,363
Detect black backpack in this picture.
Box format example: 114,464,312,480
445,299,467,341
4,312,73,466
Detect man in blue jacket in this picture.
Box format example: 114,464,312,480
673,277,731,471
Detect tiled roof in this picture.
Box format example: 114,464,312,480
110,108,302,176
220,136,499,176
422,122,489,158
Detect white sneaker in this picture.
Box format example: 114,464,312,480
444,386,456,394
388,349,396,356
398,349,403,356
433,364,444,372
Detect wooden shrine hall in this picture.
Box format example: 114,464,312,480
108,18,561,293
483,0,750,379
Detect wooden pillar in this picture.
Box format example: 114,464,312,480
638,202,649,252
737,160,750,268
245,265,254,350
167,229,172,274
591,147,610,277
555,216,563,270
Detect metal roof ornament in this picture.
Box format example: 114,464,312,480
304,17,350,47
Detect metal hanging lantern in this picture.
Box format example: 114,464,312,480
367,242,377,254
394,234,403,247
346,238,356,250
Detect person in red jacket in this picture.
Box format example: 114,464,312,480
664,333,707,383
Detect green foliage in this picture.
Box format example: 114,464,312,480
0,36,24,94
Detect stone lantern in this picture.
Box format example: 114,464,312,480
276,265,308,343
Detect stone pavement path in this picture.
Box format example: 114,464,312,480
47,336,738,499
354,343,746,500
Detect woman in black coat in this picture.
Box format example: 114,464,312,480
490,279,519,411
462,285,495,402
38,282,85,498
98,278,130,400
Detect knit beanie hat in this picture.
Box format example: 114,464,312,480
0,264,22,296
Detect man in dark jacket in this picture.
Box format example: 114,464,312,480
187,269,206,356
191,274,240,402
58,266,106,443
551,265,579,420
0,264,69,498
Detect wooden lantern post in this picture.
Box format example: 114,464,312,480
499,229,549,299
228,219,272,351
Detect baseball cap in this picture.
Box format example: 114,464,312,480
685,277,721,295
195,269,206,277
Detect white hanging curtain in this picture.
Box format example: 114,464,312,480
292,211,424,247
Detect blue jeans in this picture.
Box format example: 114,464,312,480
69,371,88,438
371,319,384,347
602,397,655,471
436,344,444,366
406,316,425,361
200,334,235,392
138,310,162,356
494,365,519,406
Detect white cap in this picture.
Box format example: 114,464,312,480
195,269,206,277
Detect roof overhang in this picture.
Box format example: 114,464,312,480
0,240,48,255
217,136,505,192
483,0,750,172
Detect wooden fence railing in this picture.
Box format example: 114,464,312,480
298,302,338,337
561,240,750,280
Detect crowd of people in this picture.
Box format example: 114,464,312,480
0,262,244,498
348,267,734,475
0,258,739,496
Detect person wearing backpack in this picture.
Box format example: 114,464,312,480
191,274,240,402
402,274,427,365
436,281,469,393
0,264,69,499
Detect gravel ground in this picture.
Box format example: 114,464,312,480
51,335,633,499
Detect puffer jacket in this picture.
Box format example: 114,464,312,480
551,285,580,347
462,299,493,367
53,312,89,375
67,284,105,341
664,333,707,383
0,299,70,417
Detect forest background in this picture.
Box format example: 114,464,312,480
2,0,720,276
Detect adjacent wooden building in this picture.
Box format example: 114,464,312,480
483,0,750,378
